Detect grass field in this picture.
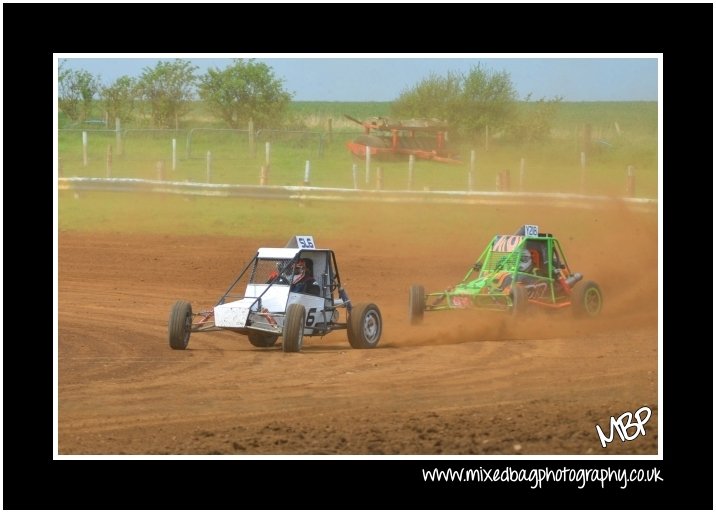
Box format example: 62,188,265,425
58,100,658,235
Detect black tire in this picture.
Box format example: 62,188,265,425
282,303,306,353
354,135,388,148
572,280,603,317
510,285,527,317
408,284,425,325
169,300,192,350
248,332,279,348
347,303,382,349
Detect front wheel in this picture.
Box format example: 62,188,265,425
408,284,425,325
571,280,603,317
282,303,306,353
348,303,382,349
169,300,192,350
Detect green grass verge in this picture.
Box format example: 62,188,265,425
59,191,358,238
58,189,655,246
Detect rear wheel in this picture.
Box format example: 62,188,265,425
348,303,382,349
572,281,603,317
169,300,192,350
408,284,425,324
282,303,306,353
248,332,279,348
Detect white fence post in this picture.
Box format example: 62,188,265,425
408,154,415,191
469,149,476,191
352,163,358,189
115,118,122,156
365,147,371,184
82,131,88,167
248,118,255,157
172,138,177,171
304,160,310,186
626,165,636,197
206,151,212,183
106,145,112,177
260,165,268,186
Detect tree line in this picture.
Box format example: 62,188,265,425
59,59,561,142
391,64,563,142
59,58,292,130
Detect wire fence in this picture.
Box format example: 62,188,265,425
58,127,353,187
57,127,656,198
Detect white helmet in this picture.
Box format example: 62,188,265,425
519,249,532,272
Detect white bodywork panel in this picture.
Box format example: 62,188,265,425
214,285,291,328
245,284,290,312
214,298,254,328
257,247,300,259
288,293,328,332
214,286,328,332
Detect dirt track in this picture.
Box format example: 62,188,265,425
57,201,658,456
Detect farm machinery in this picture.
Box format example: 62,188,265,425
345,115,461,164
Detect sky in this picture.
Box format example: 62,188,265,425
57,54,659,103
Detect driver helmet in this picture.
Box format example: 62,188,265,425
292,258,307,284
518,249,533,272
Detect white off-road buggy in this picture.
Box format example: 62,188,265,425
168,235,382,352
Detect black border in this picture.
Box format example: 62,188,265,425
8,2,712,510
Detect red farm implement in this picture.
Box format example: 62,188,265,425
345,115,461,164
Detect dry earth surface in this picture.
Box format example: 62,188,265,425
58,201,658,456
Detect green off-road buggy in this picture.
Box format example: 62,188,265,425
409,224,603,323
